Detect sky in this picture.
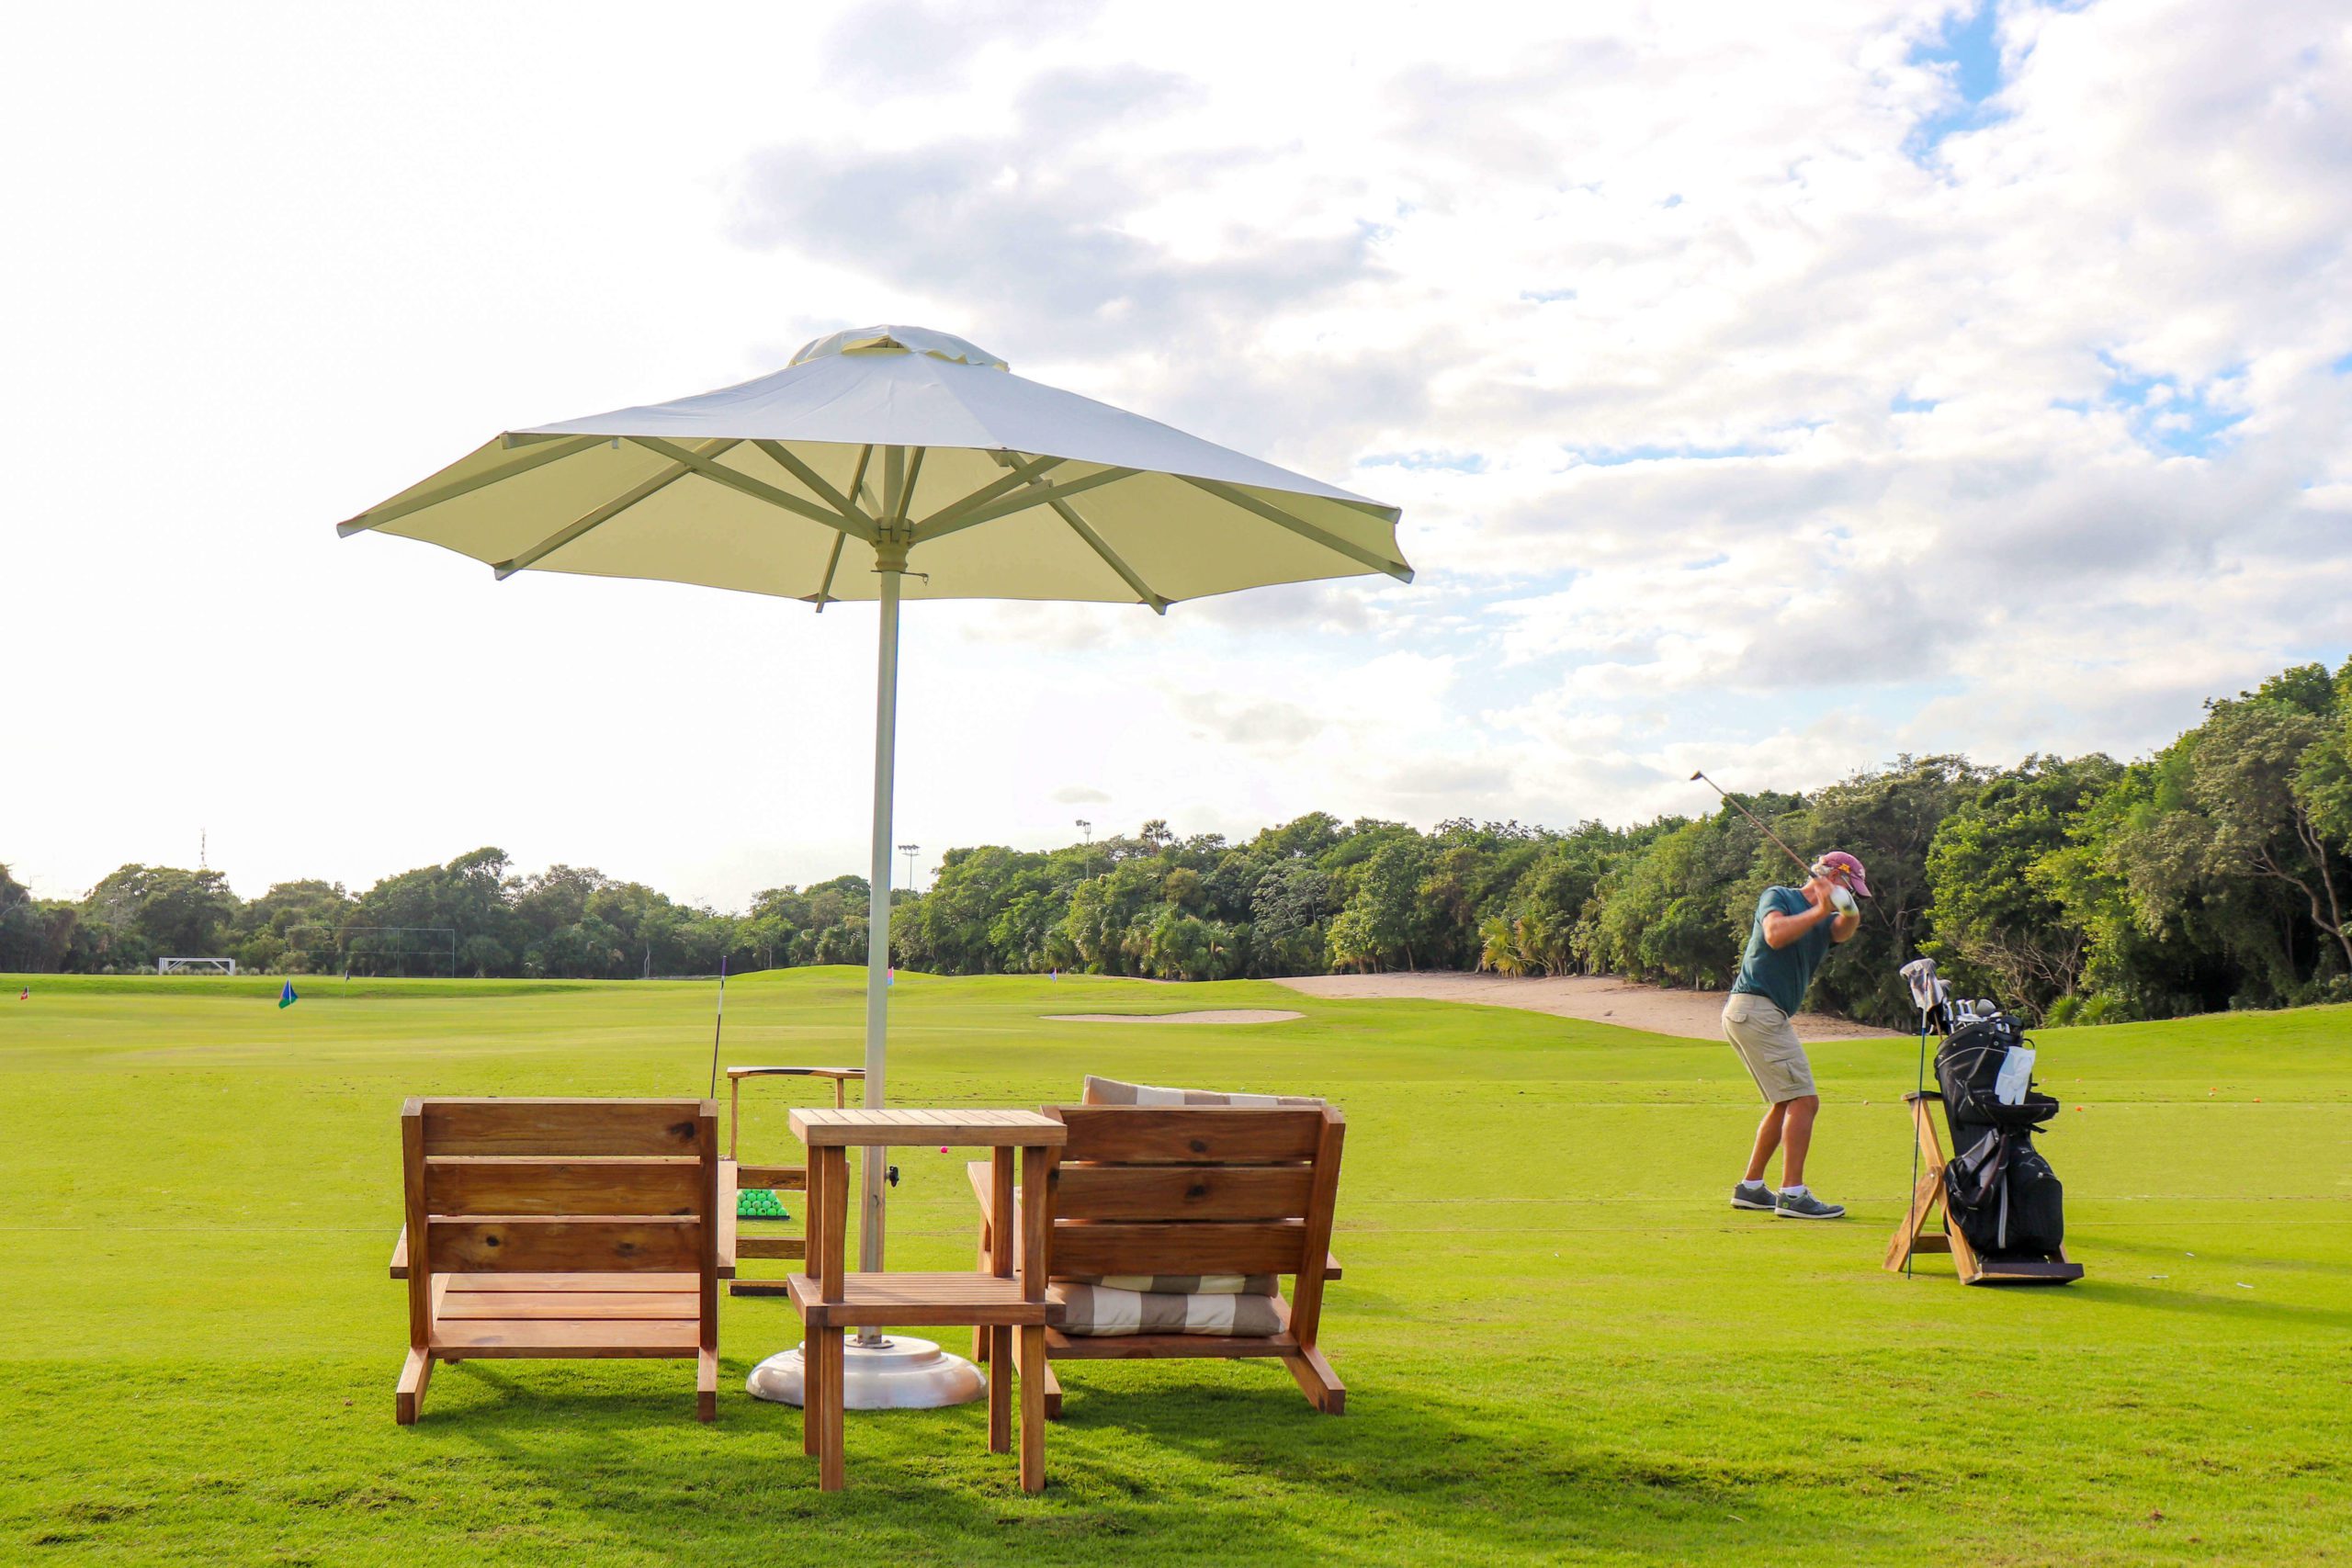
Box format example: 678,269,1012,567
4,0,2348,911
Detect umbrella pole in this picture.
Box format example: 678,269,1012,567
859,560,902,1313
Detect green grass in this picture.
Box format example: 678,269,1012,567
2,968,2346,1565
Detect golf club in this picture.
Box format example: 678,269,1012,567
1898,956,1942,1278
1690,769,1813,875
1690,769,1881,928
707,953,729,1099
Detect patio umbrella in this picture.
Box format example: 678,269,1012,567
338,323,1410,1396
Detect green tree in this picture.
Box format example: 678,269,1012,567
1924,755,2122,1016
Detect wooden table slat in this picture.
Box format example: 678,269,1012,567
788,1107,1068,1147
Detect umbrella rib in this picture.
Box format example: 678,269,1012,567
1175,476,1414,582
916,465,1141,544
986,454,1169,613
492,439,740,579
810,532,847,612
910,453,1065,536
752,440,879,534
626,437,877,543
336,435,605,536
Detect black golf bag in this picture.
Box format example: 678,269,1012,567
1936,1013,2066,1258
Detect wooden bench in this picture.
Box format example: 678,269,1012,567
390,1097,723,1424
970,1102,1347,1417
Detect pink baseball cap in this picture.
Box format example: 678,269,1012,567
1813,851,1871,898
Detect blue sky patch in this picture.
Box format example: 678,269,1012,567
1569,441,1769,467
1362,449,1488,473
1908,2,2011,158
1892,391,1940,412
2101,357,2249,457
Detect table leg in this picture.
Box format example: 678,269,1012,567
819,1327,845,1492
1019,1324,1046,1493
988,1325,1012,1453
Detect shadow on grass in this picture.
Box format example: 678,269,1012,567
394,1356,1910,1564
2064,1280,2352,1332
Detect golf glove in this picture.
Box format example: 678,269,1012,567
1830,886,1857,916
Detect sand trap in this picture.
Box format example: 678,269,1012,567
1272,972,1896,1043
1044,1010,1305,1025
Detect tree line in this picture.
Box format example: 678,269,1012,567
6,660,2348,1027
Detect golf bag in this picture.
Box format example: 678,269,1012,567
1936,1013,2066,1258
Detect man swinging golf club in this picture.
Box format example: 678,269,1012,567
1723,850,1870,1219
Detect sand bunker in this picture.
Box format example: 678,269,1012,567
1044,1010,1305,1025
1272,972,1895,1043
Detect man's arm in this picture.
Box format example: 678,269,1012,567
1763,881,1858,948
1761,896,1838,949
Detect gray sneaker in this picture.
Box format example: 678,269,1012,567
1776,1189,1847,1220
1730,1179,1778,1212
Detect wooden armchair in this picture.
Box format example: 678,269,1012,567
970,1101,1347,1417
390,1097,722,1424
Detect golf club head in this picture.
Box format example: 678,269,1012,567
1900,956,1941,1011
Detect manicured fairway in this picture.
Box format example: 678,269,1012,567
2,969,2346,1565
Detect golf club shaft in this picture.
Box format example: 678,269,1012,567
1690,771,1813,874
707,954,728,1099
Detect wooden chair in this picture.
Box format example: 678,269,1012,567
720,1065,861,1299
969,1102,1347,1417
389,1097,723,1423
1884,1090,2083,1286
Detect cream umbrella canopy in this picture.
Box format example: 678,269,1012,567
338,325,1409,1388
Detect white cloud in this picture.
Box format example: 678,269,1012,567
4,0,2348,908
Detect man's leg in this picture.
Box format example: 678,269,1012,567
1779,1094,1819,1188
1744,1101,1789,1183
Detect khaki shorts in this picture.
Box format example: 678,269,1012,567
1723,993,1817,1104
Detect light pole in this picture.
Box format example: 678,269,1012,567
1076,818,1091,843
898,842,920,891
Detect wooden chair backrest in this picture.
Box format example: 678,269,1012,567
1042,1104,1345,1343
401,1097,719,1284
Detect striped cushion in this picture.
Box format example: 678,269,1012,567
1080,1075,1324,1108
1052,1280,1285,1337
1067,1273,1277,1296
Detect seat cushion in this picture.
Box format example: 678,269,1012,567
1051,1280,1285,1337
1080,1075,1324,1108
1067,1272,1277,1296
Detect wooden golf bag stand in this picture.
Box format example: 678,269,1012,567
1884,1090,2083,1285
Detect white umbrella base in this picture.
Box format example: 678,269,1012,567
744,1337,985,1410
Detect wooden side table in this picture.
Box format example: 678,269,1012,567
786,1107,1068,1493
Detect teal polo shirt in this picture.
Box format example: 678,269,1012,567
1731,886,1830,1017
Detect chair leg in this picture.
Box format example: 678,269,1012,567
974,1217,993,1361
818,1329,846,1492
802,1333,823,1457
1041,1352,1063,1421
1282,1347,1345,1415
1018,1325,1046,1494
696,1347,718,1423
988,1325,1012,1453
395,1347,432,1425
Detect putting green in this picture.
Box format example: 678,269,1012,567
1,969,2344,1564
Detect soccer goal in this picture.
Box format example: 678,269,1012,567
159,957,238,976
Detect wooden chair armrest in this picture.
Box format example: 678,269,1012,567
390,1226,409,1280
1324,1253,1342,1282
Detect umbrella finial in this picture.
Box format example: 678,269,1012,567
788,325,1008,373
